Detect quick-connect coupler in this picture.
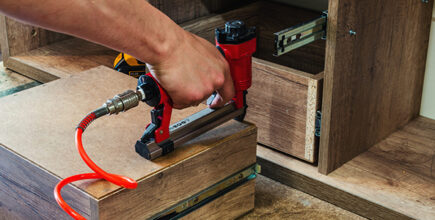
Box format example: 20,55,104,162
103,90,145,115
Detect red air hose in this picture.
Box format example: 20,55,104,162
54,112,138,220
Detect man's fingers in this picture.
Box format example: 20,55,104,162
210,72,234,108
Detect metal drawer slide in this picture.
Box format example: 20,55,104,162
274,11,327,56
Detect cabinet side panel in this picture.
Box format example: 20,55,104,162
1,17,69,58
319,0,434,173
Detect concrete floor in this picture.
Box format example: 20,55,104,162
0,63,364,219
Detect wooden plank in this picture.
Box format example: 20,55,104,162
8,38,117,82
0,16,69,62
258,117,435,220
181,179,255,220
246,58,323,162
319,0,434,173
305,76,323,161
0,66,257,219
0,145,91,219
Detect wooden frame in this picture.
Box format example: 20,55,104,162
0,0,434,218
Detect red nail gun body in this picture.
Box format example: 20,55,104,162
118,20,257,160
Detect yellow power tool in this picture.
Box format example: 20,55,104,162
113,53,146,78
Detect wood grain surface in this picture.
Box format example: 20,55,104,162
97,123,256,219
319,0,434,173
258,117,435,220
0,145,91,219
0,16,69,59
181,179,255,220
246,58,323,162
8,38,117,82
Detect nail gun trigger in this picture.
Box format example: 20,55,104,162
140,107,164,142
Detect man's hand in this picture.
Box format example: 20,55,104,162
147,31,234,109
0,0,234,109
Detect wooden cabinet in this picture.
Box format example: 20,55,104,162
0,0,434,219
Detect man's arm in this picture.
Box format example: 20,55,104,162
0,0,234,109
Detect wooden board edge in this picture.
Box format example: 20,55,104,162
253,57,323,83
0,15,10,62
318,0,338,175
5,56,62,82
304,78,322,162
99,122,257,200
95,123,257,219
0,143,94,219
256,153,412,220
181,179,255,220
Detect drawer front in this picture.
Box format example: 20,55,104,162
246,58,322,162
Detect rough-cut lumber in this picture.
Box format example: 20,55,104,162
258,117,435,220
246,58,323,162
0,66,257,219
319,0,434,173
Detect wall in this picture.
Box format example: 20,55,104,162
420,4,435,120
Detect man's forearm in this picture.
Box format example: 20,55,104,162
0,0,181,65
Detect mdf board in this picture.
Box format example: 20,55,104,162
0,66,257,219
181,1,325,162
319,0,434,173
258,116,435,220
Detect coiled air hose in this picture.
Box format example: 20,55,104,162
54,89,145,220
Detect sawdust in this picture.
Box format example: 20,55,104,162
240,175,366,220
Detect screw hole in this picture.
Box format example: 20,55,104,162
31,29,37,37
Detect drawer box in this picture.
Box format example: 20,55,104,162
182,1,325,162
0,1,324,162
0,66,257,219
